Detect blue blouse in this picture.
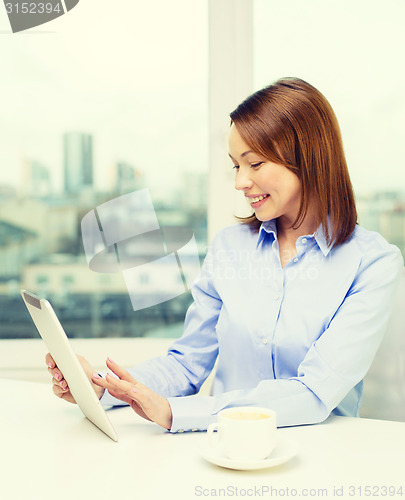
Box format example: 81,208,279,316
101,220,404,433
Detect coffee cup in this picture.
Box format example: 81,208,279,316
207,406,277,461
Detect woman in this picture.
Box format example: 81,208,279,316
47,77,403,433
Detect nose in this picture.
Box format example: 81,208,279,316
234,167,253,192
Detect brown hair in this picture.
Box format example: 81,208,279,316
230,77,357,248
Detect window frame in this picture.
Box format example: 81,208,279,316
207,0,254,242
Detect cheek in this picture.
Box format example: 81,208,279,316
287,183,302,205
256,171,276,191
282,172,301,197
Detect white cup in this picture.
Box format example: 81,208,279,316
207,406,277,461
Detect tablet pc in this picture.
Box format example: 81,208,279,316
21,290,118,442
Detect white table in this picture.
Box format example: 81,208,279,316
1,378,405,500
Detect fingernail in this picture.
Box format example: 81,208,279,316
92,373,101,379
107,357,114,363
48,362,53,368
55,373,61,381
132,388,138,394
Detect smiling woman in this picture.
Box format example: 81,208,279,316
2,1,404,438
229,78,357,249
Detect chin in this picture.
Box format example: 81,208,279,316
254,211,274,222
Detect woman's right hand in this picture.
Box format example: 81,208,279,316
45,353,105,403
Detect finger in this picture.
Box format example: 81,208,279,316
48,373,68,395
104,373,135,395
54,379,69,391
92,373,146,409
91,373,126,397
91,373,109,388
49,370,68,390
104,374,157,412
59,379,69,390
48,366,63,381
107,388,136,407
95,373,149,412
91,373,133,394
52,382,72,400
52,384,62,398
106,358,137,385
45,353,56,369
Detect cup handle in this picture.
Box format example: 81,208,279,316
207,422,223,449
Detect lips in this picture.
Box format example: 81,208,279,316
247,194,269,204
245,195,270,209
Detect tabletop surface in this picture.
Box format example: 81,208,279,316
2,378,405,500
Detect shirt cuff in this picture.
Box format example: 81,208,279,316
167,394,218,433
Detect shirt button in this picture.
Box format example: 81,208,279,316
263,338,268,345
302,238,307,244
178,429,184,433
192,428,198,432
293,257,298,263
274,294,280,301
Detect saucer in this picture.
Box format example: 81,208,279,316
200,436,298,471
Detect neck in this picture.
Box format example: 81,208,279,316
276,214,318,245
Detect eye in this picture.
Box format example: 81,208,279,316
232,165,240,170
251,162,263,169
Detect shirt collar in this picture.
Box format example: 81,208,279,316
256,218,333,257
313,221,333,256
256,219,277,248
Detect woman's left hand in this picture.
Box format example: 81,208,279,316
91,358,172,430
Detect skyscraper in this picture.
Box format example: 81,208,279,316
109,161,142,194
21,159,51,197
63,132,93,194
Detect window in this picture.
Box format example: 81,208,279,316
2,1,403,344
254,0,405,258
0,0,208,339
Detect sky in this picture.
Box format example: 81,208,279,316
0,0,208,197
0,0,404,199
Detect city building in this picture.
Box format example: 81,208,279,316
0,197,79,256
0,220,37,279
21,159,51,198
63,132,94,195
356,191,405,257
109,161,143,194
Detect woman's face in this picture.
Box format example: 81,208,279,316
228,124,302,226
